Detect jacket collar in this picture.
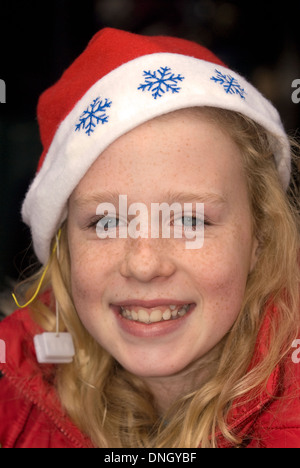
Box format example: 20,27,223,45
219,305,281,447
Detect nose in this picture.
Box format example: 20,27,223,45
120,238,176,283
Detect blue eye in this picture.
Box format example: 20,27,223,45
183,216,201,228
97,216,119,231
174,215,204,231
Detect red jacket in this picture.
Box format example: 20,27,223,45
0,308,300,448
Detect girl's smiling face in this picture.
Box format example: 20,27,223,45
67,109,258,380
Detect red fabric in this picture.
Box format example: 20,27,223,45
0,309,92,448
37,27,225,171
0,308,300,448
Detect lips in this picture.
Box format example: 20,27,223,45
111,300,196,338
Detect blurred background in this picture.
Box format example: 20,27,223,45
0,0,299,311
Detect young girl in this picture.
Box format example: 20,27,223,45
0,28,299,448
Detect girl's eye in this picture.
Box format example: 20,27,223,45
97,216,119,231
183,216,202,228
87,215,122,231
173,215,204,231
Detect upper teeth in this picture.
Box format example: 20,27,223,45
120,304,190,324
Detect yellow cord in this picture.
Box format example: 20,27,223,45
12,229,62,309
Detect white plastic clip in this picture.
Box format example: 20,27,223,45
34,332,75,364
33,230,75,364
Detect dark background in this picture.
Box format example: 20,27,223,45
0,0,300,295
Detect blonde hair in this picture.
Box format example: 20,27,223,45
23,107,300,448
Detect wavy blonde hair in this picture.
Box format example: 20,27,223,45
22,107,300,448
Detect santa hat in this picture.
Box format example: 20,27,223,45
22,27,291,265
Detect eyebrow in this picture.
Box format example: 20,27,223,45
73,190,227,208
163,190,227,206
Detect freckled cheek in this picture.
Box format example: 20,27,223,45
69,243,121,304
69,247,101,299
70,261,91,305
201,259,246,292
192,250,249,319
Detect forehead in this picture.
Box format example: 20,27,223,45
71,108,248,205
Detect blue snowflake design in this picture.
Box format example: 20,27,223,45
210,69,246,100
75,96,112,136
138,66,185,100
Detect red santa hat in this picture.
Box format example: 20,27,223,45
22,27,291,264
